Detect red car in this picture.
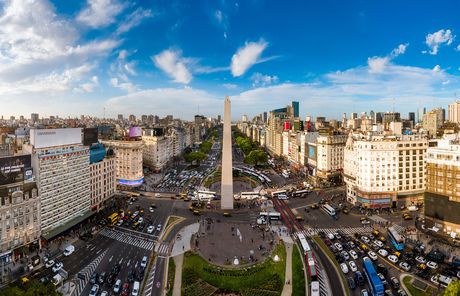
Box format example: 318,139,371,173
121,283,130,296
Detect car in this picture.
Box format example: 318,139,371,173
390,277,400,289
360,289,369,296
378,249,389,257
341,251,350,261
310,204,319,209
430,274,439,285
334,243,343,251
378,273,388,286
361,236,370,244
113,279,122,293
149,207,154,213
89,284,99,296
334,232,342,240
327,233,335,240
368,251,378,261
63,245,75,256
100,291,109,296
349,261,358,272
155,193,161,197
374,240,384,248
156,224,162,231
121,282,130,296
52,262,63,273
399,262,411,271
132,281,140,296
128,270,135,283
388,255,399,264
324,238,332,246
45,260,55,268
90,272,98,284
397,289,408,296
138,217,144,224
348,276,356,289
377,263,388,276
340,263,349,274
355,271,365,287
117,220,124,226
141,256,148,268
348,241,356,249
415,256,426,264
427,261,438,269
349,250,358,260
147,225,155,234
361,219,370,225
106,273,116,286
384,289,395,296
342,208,350,214
98,272,106,284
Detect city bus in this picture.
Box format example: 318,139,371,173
239,192,260,200
321,204,337,218
362,257,384,296
297,233,311,254
271,190,287,198
196,190,216,202
259,211,281,221
388,226,405,251
292,189,311,198
107,212,119,226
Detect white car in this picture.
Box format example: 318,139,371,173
349,250,358,260
334,243,343,251
341,251,350,261
156,224,162,232
327,233,335,240
138,217,144,224
100,291,109,296
349,261,358,272
340,263,349,274
45,260,55,268
430,275,439,285
399,262,411,271
387,255,399,264
427,261,438,269
113,279,122,293
368,251,378,261
147,225,155,234
155,193,161,197
415,256,426,264
361,236,370,244
149,207,154,213
378,249,388,257
52,262,63,273
141,256,148,268
117,220,123,226
89,284,99,296
373,240,384,248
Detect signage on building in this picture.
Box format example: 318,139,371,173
30,128,82,149
83,128,99,146
129,127,142,138
0,155,31,185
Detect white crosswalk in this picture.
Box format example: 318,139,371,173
143,265,156,296
392,224,405,234
100,228,154,250
302,226,372,237
156,243,170,258
369,215,388,224
74,249,108,295
316,268,328,296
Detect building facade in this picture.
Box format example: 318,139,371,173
316,132,347,180
448,100,460,124
89,144,116,212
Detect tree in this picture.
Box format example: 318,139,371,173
245,149,268,166
186,151,207,166
0,281,61,296
442,280,460,296
199,141,212,154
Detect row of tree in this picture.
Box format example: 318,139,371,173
234,134,268,167
0,280,61,296
183,140,213,166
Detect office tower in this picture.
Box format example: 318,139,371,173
25,128,90,239
128,114,136,122
117,114,123,121
30,113,39,123
242,114,248,122
408,112,415,125
292,101,299,118
448,100,460,124
221,96,233,210
417,107,426,123
422,108,445,136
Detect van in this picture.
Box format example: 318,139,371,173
132,281,140,296
63,245,75,256
113,279,121,293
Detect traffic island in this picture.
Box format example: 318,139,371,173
401,274,437,296
181,242,286,296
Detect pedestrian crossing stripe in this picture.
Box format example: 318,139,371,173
299,226,372,237
156,243,170,257
143,265,157,296
74,249,108,295
100,228,154,250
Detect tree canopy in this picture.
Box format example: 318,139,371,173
235,136,253,155
245,149,268,166
442,280,460,296
184,151,207,165
0,281,61,296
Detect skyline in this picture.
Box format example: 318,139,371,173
1,0,460,120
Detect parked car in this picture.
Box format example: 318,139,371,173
348,276,356,289
349,250,359,260
113,279,122,293
390,277,400,289
361,236,370,244
147,225,155,234
63,245,75,256
141,256,148,268
415,256,426,264
89,284,99,296
334,243,343,251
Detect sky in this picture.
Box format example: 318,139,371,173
1,0,460,121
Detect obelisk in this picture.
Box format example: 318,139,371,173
221,96,234,209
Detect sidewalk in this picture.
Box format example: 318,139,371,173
171,223,199,257
281,241,293,296
172,254,184,296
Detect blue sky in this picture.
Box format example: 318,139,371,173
1,0,460,120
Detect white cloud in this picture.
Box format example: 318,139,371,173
223,83,238,90
110,77,136,92
116,8,153,34
432,65,441,73
425,29,455,55
215,10,223,23
77,0,125,28
75,75,99,93
367,43,409,73
231,40,268,77
251,72,279,87
391,43,408,56
152,49,192,84
456,45,460,52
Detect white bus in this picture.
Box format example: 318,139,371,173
196,190,216,202
310,281,320,296
297,233,311,254
321,204,336,217
240,192,260,200
292,189,311,198
271,190,287,197
277,194,289,200
259,211,281,221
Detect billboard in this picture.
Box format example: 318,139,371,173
129,126,142,138
83,128,98,146
30,128,82,149
308,145,317,160
0,155,31,185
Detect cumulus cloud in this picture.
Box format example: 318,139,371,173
367,43,409,73
231,40,268,77
432,65,441,73
152,49,192,84
251,72,279,87
424,29,455,55
456,45,460,52
116,8,153,34
110,77,137,92
77,0,125,28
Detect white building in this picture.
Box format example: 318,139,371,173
143,130,171,172
316,132,347,180
448,100,460,124
25,128,91,239
344,133,427,208
89,146,116,212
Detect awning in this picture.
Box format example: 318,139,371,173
41,210,95,241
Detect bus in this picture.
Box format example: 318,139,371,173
196,190,216,202
240,192,260,200
259,211,281,221
297,233,311,254
292,189,311,198
310,281,320,296
107,213,119,226
387,226,405,251
362,257,384,296
321,204,337,218
271,190,287,198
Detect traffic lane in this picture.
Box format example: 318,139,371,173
313,241,347,296
293,206,363,228
150,257,167,296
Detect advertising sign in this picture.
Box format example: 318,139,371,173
0,155,32,185
129,127,142,138
30,128,82,149
83,128,98,146
308,145,317,160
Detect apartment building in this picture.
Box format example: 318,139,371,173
89,144,116,212
143,129,170,172
25,128,91,239
316,131,347,180
425,135,460,237
344,133,427,208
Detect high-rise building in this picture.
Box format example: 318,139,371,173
242,114,248,122
25,128,91,239
141,115,148,123
31,113,39,123
128,114,136,122
89,143,116,212
448,100,460,124
382,112,401,128
425,135,460,236
316,131,347,181
422,108,445,136
344,133,427,208
0,154,40,273
142,128,170,172
292,101,299,118
417,107,426,123
117,114,123,121
408,112,416,125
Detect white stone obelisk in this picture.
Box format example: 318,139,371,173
221,96,234,209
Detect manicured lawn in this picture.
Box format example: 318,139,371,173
182,242,286,295
166,258,176,296
292,245,306,296
402,276,436,296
